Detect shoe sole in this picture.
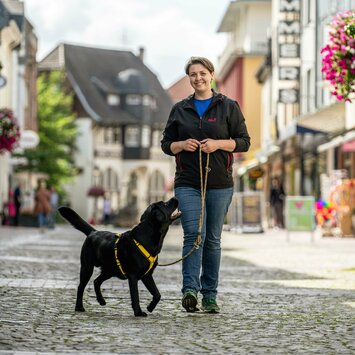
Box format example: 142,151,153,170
202,308,220,313
182,294,199,312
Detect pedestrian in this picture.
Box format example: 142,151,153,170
48,186,59,228
34,181,52,232
14,184,22,226
269,177,285,228
7,190,16,226
103,195,111,225
161,56,251,313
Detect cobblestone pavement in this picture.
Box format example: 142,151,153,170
0,224,355,354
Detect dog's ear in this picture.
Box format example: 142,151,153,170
140,205,153,222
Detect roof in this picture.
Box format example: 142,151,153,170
39,43,172,127
167,75,194,103
217,0,271,33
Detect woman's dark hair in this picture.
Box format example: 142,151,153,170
185,56,215,75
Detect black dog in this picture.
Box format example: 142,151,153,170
58,197,181,317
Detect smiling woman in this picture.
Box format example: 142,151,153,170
161,56,251,313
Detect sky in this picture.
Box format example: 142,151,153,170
24,0,231,88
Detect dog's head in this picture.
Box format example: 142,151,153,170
139,197,181,253
140,197,181,225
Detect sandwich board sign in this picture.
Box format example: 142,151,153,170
285,196,316,241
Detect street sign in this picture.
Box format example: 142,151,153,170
19,130,39,149
285,196,316,231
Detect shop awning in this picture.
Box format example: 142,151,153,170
297,101,345,134
280,121,328,141
342,139,355,152
318,130,355,153
237,158,259,176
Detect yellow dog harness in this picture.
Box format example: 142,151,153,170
114,234,157,277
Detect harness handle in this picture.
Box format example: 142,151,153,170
158,146,209,267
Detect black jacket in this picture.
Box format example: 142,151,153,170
161,91,251,189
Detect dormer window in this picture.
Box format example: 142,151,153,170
107,94,120,106
143,95,151,106
126,94,141,105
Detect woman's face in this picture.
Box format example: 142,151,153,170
188,63,214,94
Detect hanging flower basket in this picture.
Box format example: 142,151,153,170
87,185,105,197
320,10,355,102
0,108,20,153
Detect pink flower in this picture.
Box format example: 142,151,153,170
321,10,355,102
0,108,20,153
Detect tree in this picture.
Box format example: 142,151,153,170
15,71,78,194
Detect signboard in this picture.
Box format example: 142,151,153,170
285,196,315,231
277,0,300,106
240,192,264,233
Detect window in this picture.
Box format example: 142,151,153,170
152,130,161,147
126,95,141,105
143,95,151,106
107,94,120,106
141,126,151,148
103,168,118,191
125,126,140,147
148,170,165,203
103,128,121,144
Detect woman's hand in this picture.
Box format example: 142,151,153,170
181,139,201,152
201,139,236,153
200,139,219,153
170,139,200,154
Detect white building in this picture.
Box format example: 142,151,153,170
39,44,174,224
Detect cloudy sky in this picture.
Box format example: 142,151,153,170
24,0,231,88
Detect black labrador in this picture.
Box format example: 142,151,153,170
58,197,181,317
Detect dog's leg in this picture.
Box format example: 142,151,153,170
128,277,147,317
76,264,93,312
94,273,111,306
142,274,161,313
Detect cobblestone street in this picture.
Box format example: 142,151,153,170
0,224,354,354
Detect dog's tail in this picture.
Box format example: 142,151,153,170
58,206,96,236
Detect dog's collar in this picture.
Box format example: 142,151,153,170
115,234,157,277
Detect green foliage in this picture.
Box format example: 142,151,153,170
15,71,78,196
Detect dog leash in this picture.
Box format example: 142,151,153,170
158,146,210,267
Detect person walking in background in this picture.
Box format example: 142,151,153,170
34,181,52,232
14,184,22,226
103,194,111,225
269,177,285,229
49,186,59,228
161,56,250,313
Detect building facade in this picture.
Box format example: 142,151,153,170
217,0,272,192
0,0,38,215
39,44,174,223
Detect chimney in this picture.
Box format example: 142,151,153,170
138,46,145,62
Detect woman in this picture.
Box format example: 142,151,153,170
34,181,52,231
161,57,250,313
269,177,285,228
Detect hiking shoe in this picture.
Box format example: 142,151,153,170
201,298,220,313
182,291,199,312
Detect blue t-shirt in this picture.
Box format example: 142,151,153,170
194,97,212,117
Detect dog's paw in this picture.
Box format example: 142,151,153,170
97,298,106,306
147,304,155,313
75,306,85,312
135,311,147,317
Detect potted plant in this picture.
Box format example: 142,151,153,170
0,108,20,153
